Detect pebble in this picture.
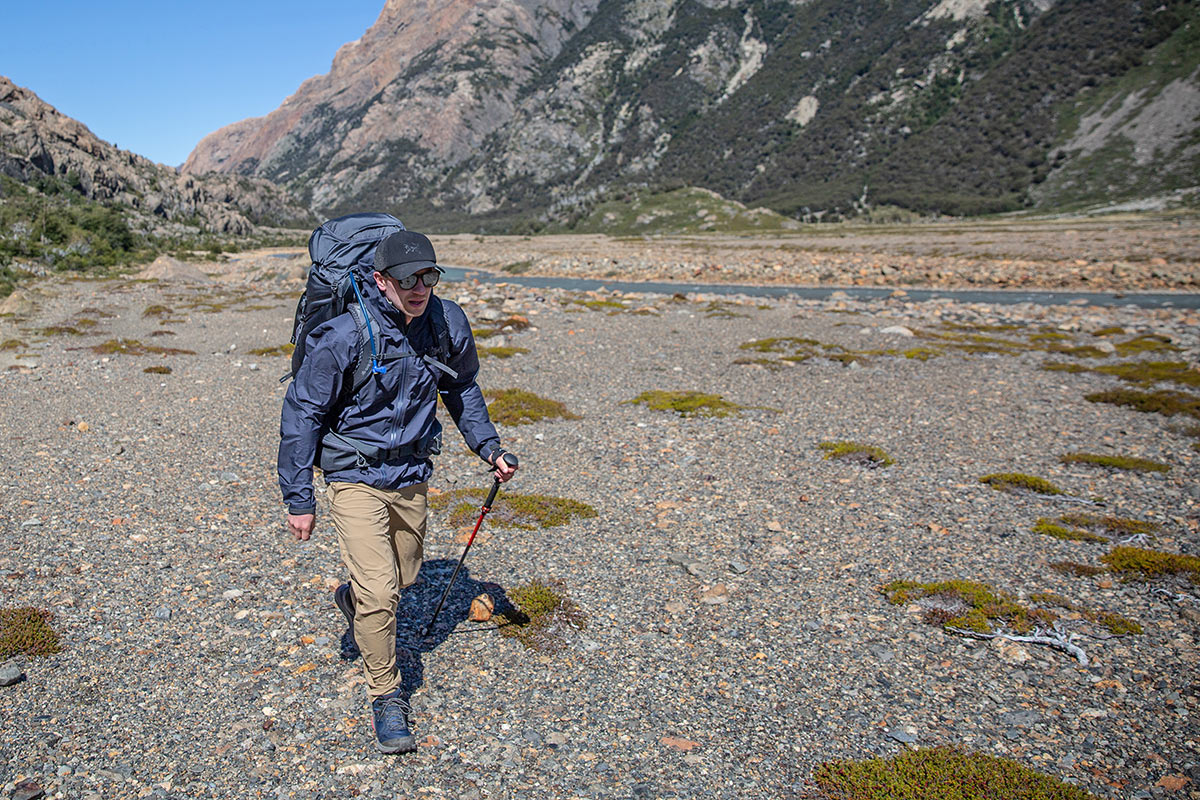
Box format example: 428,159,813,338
0,662,25,687
153,607,171,620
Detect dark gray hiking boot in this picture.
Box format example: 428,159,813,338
370,688,416,754
334,583,360,660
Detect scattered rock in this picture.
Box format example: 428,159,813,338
699,584,730,605
469,594,495,622
0,662,25,687
12,781,45,800
879,325,914,337
137,256,212,283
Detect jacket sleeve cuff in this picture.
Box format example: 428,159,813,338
478,440,502,463
288,505,316,516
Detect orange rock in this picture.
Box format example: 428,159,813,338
469,593,495,622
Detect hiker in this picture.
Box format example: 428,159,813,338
277,229,517,754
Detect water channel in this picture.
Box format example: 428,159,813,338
440,266,1200,310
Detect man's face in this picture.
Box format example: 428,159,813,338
374,269,434,321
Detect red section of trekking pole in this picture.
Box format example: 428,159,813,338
421,454,516,638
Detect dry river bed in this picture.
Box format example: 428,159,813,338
435,217,1200,292
0,261,1199,799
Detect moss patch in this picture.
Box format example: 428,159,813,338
1028,592,1142,636
478,346,530,359
1050,561,1106,577
818,440,895,468
143,304,172,318
91,338,195,356
1,339,25,350
431,488,597,530
0,607,61,658
1101,546,1200,583
1059,452,1170,473
740,337,822,353
1093,360,1200,388
1057,513,1160,538
247,343,295,357
979,473,1063,495
1032,519,1109,543
142,366,172,375
628,390,750,418
486,389,580,425
702,301,748,319
881,580,1054,634
1085,388,1200,419
814,746,1100,800
1114,334,1179,356
496,579,586,651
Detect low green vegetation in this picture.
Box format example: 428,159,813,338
702,301,748,319
882,579,1137,637
0,174,152,297
628,390,749,418
247,343,295,357
1102,546,1200,583
91,338,195,356
1093,360,1199,388
1056,512,1160,538
813,746,1101,800
486,389,580,425
1059,452,1170,473
0,606,61,658
978,473,1063,495
142,365,172,375
501,259,533,274
0,339,23,350
1028,592,1142,635
1032,519,1109,543
560,187,799,235
1050,561,1107,577
1084,388,1200,420
818,441,895,468
881,580,1052,634
496,579,587,651
431,488,597,531
478,346,529,359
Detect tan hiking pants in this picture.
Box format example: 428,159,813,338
328,481,427,699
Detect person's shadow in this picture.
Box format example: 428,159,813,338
337,559,522,702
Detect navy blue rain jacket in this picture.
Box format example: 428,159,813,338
278,281,500,515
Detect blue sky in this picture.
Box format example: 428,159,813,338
4,1,385,167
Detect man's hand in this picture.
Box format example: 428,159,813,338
288,513,315,541
490,451,518,483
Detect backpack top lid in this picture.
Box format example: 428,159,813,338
308,213,405,273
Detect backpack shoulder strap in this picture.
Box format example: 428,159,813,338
430,295,453,361
422,296,459,380
346,301,374,395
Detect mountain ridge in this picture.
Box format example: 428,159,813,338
179,0,1197,228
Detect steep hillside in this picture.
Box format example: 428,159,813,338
0,76,310,235
183,0,1198,228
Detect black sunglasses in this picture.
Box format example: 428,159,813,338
396,271,440,290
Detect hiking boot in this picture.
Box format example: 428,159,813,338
334,583,360,660
370,688,416,754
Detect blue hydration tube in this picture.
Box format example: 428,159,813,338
349,275,387,374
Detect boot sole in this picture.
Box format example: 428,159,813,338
334,584,356,627
375,734,417,754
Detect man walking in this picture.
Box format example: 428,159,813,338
278,229,516,753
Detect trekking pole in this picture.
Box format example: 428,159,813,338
421,453,517,638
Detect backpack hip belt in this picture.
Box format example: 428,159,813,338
319,423,443,472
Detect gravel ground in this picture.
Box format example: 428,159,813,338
436,218,1200,292
1,264,1199,800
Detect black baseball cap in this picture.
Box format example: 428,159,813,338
375,230,444,281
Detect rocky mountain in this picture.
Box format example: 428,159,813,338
0,76,310,235
184,0,1199,228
